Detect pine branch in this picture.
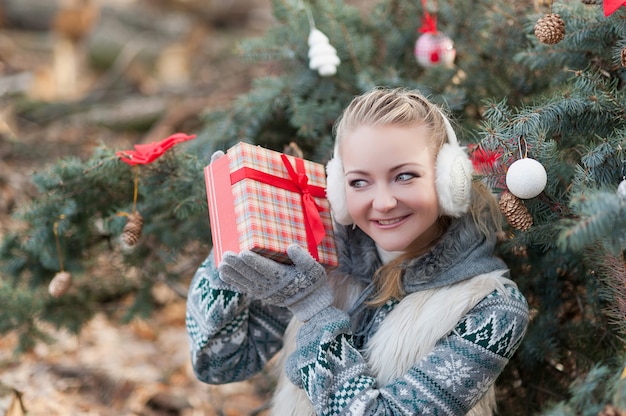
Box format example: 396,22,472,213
584,249,626,339
558,190,626,254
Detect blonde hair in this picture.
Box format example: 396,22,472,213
334,87,448,158
333,87,502,306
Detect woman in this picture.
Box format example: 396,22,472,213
186,87,529,415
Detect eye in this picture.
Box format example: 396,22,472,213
395,172,418,182
348,179,368,189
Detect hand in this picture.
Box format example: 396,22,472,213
218,245,333,321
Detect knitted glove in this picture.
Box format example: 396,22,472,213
211,150,225,163
218,244,333,321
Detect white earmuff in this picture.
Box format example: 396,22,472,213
325,144,354,225
435,114,473,217
325,110,473,226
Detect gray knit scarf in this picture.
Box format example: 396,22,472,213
334,214,507,337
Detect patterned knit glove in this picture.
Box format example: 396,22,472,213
218,245,333,321
210,150,225,163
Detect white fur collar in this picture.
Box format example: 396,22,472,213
270,271,512,416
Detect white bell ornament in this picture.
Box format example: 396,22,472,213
308,29,340,76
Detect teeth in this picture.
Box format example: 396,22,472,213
378,218,402,225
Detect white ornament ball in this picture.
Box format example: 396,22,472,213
414,32,456,68
308,29,340,77
506,158,547,199
618,178,626,199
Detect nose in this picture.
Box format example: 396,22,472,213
372,184,397,212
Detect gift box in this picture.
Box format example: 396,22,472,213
205,141,338,268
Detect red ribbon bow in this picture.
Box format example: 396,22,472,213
280,155,327,252
419,0,437,34
229,154,327,261
117,133,196,165
604,0,626,16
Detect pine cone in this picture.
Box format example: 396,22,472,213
49,271,72,297
499,191,533,231
534,13,565,45
620,46,626,68
598,404,626,416
121,211,144,247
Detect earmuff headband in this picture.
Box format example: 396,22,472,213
325,108,473,225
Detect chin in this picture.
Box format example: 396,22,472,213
369,237,410,253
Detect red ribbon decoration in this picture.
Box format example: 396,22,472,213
604,0,626,16
229,155,327,261
117,133,196,165
468,144,503,175
419,0,437,34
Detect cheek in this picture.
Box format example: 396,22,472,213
345,189,367,216
399,183,440,214
415,187,440,210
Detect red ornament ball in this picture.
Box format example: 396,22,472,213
414,32,456,68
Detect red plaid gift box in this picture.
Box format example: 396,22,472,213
205,141,338,267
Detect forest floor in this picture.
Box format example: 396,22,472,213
0,295,276,416
0,0,279,414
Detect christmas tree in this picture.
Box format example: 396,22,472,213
1,0,625,413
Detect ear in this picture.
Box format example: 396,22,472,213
435,143,473,217
325,156,354,225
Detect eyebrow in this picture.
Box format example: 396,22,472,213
344,162,422,176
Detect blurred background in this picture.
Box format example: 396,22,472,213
0,1,277,414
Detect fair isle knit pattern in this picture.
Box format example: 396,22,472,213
290,284,528,415
186,213,529,415
186,254,293,384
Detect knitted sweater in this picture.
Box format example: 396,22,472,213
186,215,529,415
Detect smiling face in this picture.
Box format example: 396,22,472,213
341,123,441,252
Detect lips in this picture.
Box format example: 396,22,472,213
374,215,409,226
